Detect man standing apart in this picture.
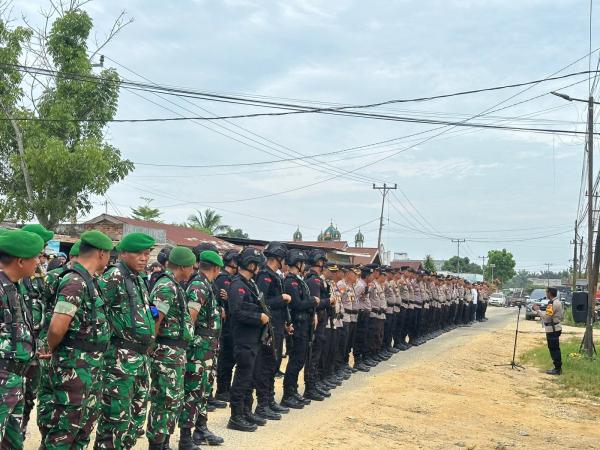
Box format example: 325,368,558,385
45,231,113,450
94,233,156,450
146,247,197,450
0,230,43,448
532,287,564,375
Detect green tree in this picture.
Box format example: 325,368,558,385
131,197,161,222
187,208,228,235
218,227,249,239
506,269,533,289
441,256,482,274
0,2,133,228
486,249,516,283
423,254,436,272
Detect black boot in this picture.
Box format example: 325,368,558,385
255,403,282,421
193,413,224,446
179,428,200,450
244,405,267,426
227,405,257,432
163,436,174,450
269,399,289,414
208,394,227,409
281,386,304,409
148,442,164,450
303,386,325,401
293,390,311,405
215,390,230,403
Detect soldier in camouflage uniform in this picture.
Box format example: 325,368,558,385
146,246,197,450
0,229,43,449
37,240,79,443
44,231,113,450
19,224,54,435
94,233,156,450
179,250,224,449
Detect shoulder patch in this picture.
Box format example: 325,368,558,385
291,281,298,286
264,277,272,283
238,287,246,294
224,280,231,285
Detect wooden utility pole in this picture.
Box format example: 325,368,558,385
373,183,397,253
451,239,466,274
571,220,578,291
478,256,487,280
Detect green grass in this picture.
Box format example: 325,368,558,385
521,338,600,397
562,307,600,329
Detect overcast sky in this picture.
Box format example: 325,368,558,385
14,0,599,271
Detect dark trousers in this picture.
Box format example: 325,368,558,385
368,317,385,354
253,339,277,405
343,321,356,363
393,310,404,345
283,319,309,390
383,313,395,348
321,327,338,377
335,326,348,370
216,329,235,395
412,308,422,341
230,343,259,409
470,303,477,322
353,311,370,358
482,302,488,319
476,302,484,321
306,315,327,386
546,330,562,370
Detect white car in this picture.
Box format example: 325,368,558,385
489,292,506,307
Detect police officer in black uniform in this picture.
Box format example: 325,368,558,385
281,249,317,409
214,249,239,404
254,242,292,420
226,247,268,432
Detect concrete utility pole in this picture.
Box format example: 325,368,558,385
571,220,578,291
580,237,584,278
451,239,466,274
584,95,596,357
544,263,552,287
490,263,496,283
478,256,487,280
373,183,397,252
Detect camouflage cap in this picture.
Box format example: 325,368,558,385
116,232,156,253
81,230,114,251
0,230,44,258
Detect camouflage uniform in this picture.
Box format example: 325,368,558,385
94,261,156,450
19,268,46,433
44,262,110,450
0,270,35,449
37,266,66,439
179,272,221,429
146,271,196,444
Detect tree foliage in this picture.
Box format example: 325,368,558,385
441,256,482,274
187,208,229,235
219,227,249,239
486,249,516,283
423,254,436,273
0,2,133,228
131,197,161,222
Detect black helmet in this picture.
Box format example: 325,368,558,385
307,249,327,266
264,241,288,260
223,249,239,266
237,247,265,269
193,242,218,261
286,248,307,266
157,247,171,265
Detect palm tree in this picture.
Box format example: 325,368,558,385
187,209,229,235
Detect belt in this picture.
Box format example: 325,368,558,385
60,336,109,353
195,328,220,338
344,308,358,314
0,359,30,376
110,336,151,354
156,337,189,349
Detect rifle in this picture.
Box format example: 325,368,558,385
298,274,315,367
257,291,278,361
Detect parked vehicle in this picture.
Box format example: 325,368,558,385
525,288,549,320
489,292,506,307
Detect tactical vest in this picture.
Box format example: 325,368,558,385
0,272,35,361
155,272,188,348
188,273,219,339
56,266,108,352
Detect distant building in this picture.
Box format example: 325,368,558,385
528,278,564,287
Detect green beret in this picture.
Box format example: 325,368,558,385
199,250,224,267
169,246,196,267
80,230,114,251
116,232,156,253
69,240,81,257
0,230,44,258
21,224,54,243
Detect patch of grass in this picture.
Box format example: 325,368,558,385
521,338,600,397
562,308,600,329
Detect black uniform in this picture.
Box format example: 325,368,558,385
228,274,264,412
282,273,313,393
215,270,235,399
304,270,330,389
254,266,286,406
